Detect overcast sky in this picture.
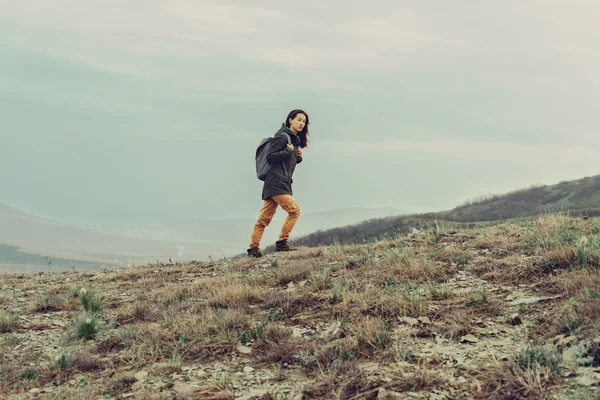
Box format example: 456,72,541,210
1,1,599,226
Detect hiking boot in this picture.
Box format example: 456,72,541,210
275,240,296,252
247,247,263,258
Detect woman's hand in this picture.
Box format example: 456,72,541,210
296,148,303,158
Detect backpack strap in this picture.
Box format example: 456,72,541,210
282,133,292,178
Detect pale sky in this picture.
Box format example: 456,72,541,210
1,1,599,226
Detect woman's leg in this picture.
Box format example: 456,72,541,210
271,194,301,242
249,198,278,249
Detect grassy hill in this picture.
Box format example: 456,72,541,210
291,174,600,248
1,214,600,398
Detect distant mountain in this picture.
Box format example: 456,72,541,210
0,202,225,269
290,174,600,247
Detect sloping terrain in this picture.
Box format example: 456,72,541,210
1,215,600,399
292,174,600,247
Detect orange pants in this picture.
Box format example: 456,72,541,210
250,195,301,248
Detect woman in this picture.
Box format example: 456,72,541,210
247,109,310,258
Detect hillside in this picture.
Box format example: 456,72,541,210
1,214,600,399
292,174,600,248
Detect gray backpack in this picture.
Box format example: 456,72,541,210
255,134,291,181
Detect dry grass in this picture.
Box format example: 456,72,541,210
207,282,262,309
275,263,311,286
352,316,391,355
115,302,161,324
0,310,16,333
31,292,70,312
438,308,476,338
5,215,600,398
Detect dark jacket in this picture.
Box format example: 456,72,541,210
262,124,302,200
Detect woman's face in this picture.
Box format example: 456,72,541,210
289,113,307,134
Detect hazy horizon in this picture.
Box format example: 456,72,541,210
2,1,600,227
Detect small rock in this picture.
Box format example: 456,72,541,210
29,388,41,394
506,313,521,326
298,280,308,287
292,327,303,338
320,321,342,340
121,393,135,399
134,371,148,382
577,374,600,387
243,366,255,374
196,369,208,378
173,383,194,396
509,296,561,306
399,316,419,326
563,348,577,365
417,316,431,325
286,282,296,292
358,362,380,373
52,320,66,327
237,345,252,355
237,388,269,400
461,334,479,344
377,387,404,399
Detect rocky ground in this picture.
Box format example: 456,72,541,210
2,214,600,399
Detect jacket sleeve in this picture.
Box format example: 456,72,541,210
266,134,293,165
297,155,303,164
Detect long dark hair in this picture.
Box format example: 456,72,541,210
285,109,310,148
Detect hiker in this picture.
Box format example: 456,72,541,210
247,109,310,258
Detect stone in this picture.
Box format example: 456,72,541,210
577,374,600,387
237,388,269,400
506,313,522,326
237,345,252,354
292,327,303,338
196,369,208,378
134,371,148,382
292,327,313,338
417,316,431,325
173,383,194,396
399,316,419,326
358,362,380,373
377,388,404,399
563,348,577,365
29,388,41,394
243,366,255,374
286,282,297,292
509,296,561,306
52,320,66,327
320,321,342,340
461,334,479,343
122,393,135,399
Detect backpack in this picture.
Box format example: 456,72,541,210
255,134,291,181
